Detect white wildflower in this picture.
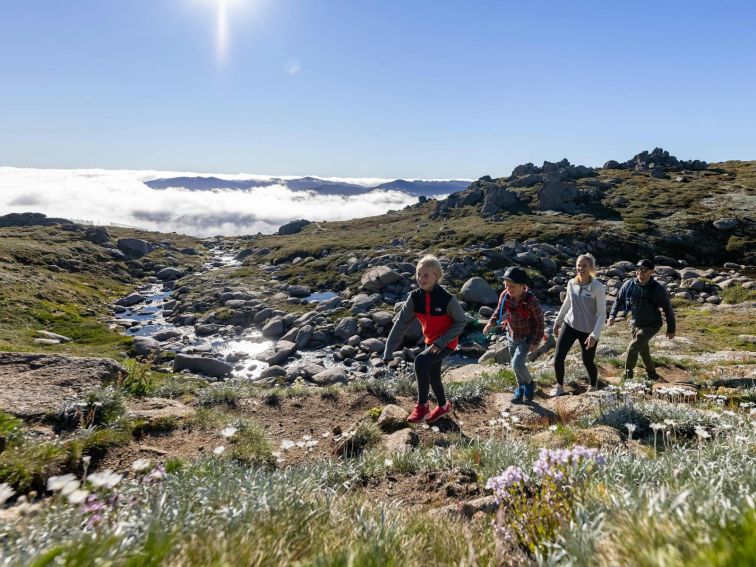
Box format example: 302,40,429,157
213,446,226,455
131,459,152,472
280,439,295,451
694,426,711,439
47,473,77,492
431,426,440,433
220,426,238,438
625,423,637,439
650,423,665,432
548,425,558,431
384,458,394,467
60,480,80,496
86,470,122,489
67,489,89,504
0,483,15,506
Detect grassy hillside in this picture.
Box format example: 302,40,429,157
0,225,206,358
244,160,755,266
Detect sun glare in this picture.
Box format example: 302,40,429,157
193,0,252,65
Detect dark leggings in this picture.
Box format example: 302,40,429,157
414,346,454,405
554,323,598,386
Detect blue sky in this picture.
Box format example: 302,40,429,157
1,0,755,178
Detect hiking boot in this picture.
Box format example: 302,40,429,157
623,369,634,381
550,384,565,397
586,384,595,393
646,371,662,381
523,382,535,403
407,403,430,424
427,401,452,424
511,386,525,404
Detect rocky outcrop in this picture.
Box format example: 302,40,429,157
0,353,126,420
278,219,312,235
0,212,75,228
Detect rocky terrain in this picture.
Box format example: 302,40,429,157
0,149,754,566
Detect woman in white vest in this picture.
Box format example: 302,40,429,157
551,254,606,395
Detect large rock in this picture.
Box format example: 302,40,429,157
278,219,312,235
261,316,285,338
361,266,402,292
0,353,125,420
116,293,145,307
360,338,385,353
116,238,153,258
85,226,111,244
376,404,408,432
156,267,183,281
334,317,359,340
309,367,348,386
535,173,580,212
460,277,498,306
481,186,518,217
256,341,297,365
0,212,73,228
132,336,161,356
173,354,233,378
378,428,417,454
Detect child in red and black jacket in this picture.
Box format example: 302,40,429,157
383,255,468,423
483,266,544,403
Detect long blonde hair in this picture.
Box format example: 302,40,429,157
572,253,597,283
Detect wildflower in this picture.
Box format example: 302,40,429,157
47,473,77,492
280,439,295,451
384,458,394,467
60,480,81,496
213,446,226,455
650,423,665,432
82,456,92,466
0,483,15,507
694,426,711,439
625,423,637,440
221,426,238,438
131,459,152,473
86,470,122,489
431,426,440,433
67,489,90,504
146,466,165,482
302,434,312,441
548,425,558,431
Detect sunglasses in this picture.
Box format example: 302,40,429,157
636,267,652,273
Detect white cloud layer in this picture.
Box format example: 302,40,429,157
0,167,419,237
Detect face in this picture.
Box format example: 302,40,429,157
636,266,653,283
416,267,439,291
504,280,526,298
576,258,592,278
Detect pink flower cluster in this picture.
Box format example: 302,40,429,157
486,446,605,502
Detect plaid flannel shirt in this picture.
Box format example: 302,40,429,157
488,291,545,348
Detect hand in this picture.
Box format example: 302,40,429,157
607,317,615,327
666,332,675,340
553,324,561,337
483,323,493,335
585,336,597,349
528,343,538,353
429,344,441,354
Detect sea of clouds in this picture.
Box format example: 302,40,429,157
0,167,424,237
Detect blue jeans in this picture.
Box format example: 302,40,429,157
508,336,534,386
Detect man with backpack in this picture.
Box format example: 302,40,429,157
607,259,676,381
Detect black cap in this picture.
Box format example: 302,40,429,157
636,259,655,270
503,266,529,285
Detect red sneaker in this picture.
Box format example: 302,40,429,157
426,401,452,424
407,403,430,424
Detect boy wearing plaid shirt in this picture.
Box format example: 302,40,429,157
483,267,545,403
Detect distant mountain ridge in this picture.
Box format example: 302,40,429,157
144,176,470,198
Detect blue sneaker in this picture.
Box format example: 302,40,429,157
511,385,525,404
523,382,535,403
